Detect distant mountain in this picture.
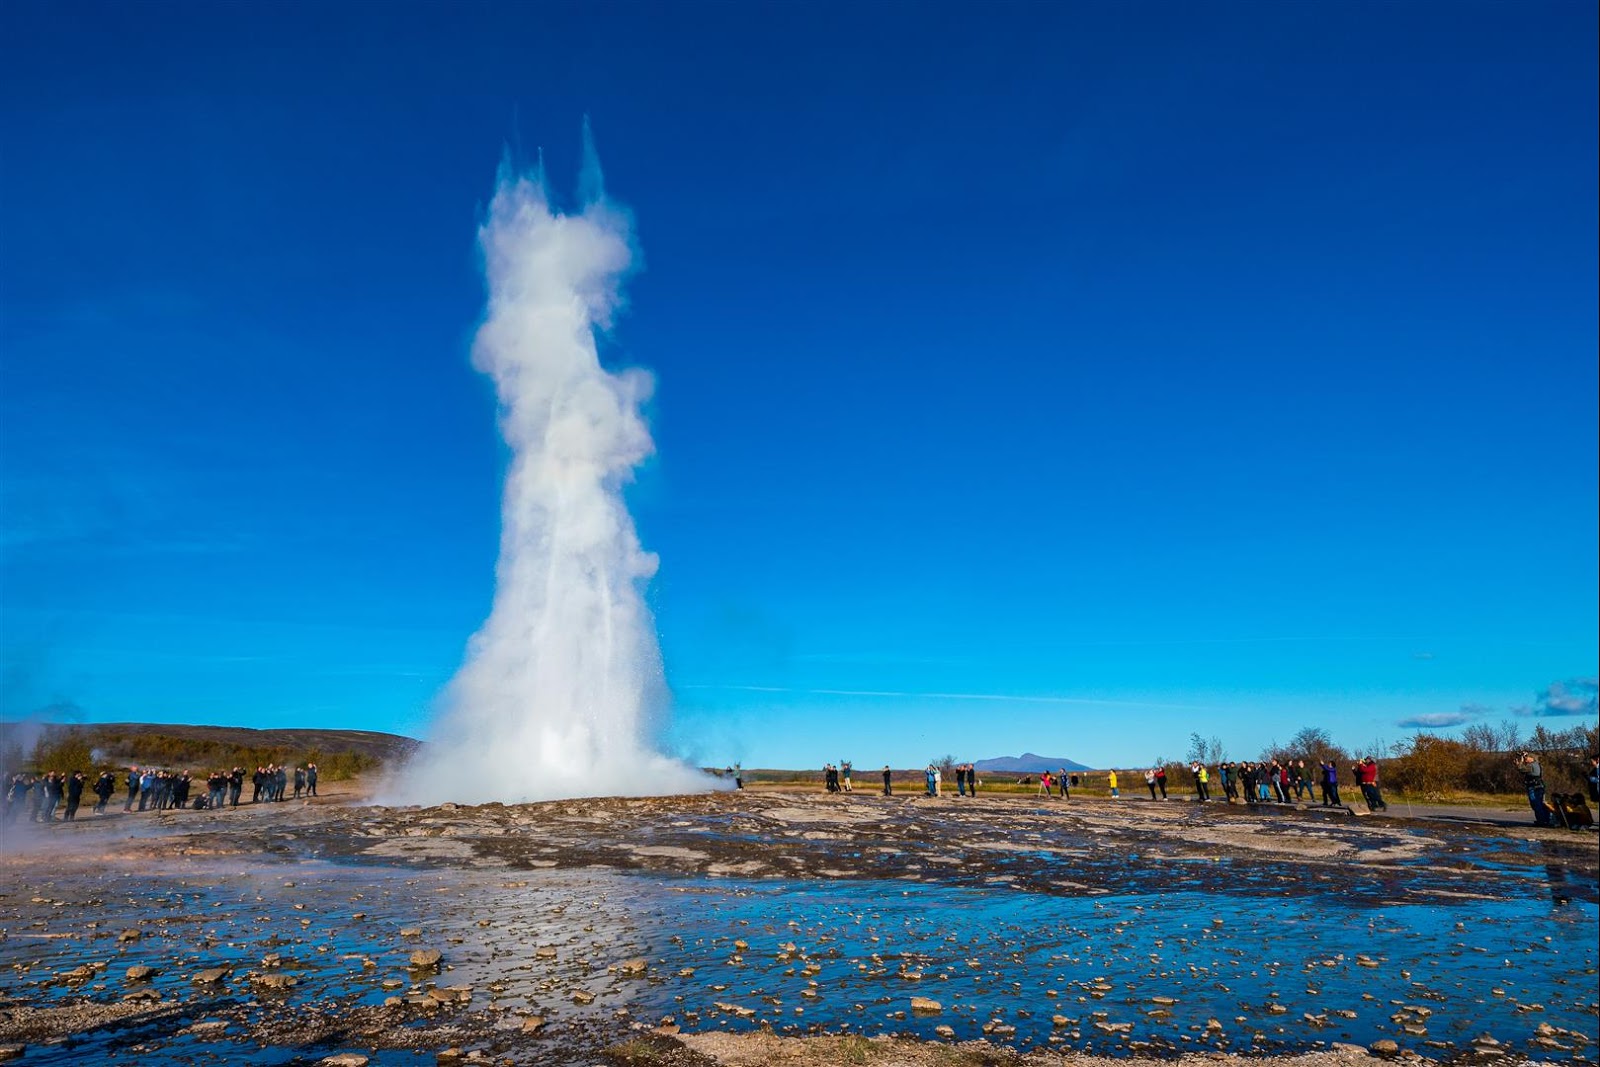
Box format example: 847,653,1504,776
974,752,1091,773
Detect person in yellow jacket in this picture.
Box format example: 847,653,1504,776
1108,769,1120,798
1193,762,1211,803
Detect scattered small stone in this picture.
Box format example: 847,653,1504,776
124,965,156,982
409,949,443,969
320,1056,369,1067
615,957,647,976
572,990,596,1005
521,1016,546,1035
191,968,230,985
1370,1039,1400,1056
117,929,141,943
253,974,297,991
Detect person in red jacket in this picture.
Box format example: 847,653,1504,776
1357,756,1387,812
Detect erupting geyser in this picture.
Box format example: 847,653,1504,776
389,131,711,805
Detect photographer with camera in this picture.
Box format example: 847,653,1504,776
1517,752,1554,828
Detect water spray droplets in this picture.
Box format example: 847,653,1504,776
392,134,708,805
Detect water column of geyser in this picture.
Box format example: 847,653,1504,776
394,137,712,806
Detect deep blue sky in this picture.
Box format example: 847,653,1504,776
2,1,1595,768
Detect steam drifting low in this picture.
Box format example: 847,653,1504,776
390,133,711,805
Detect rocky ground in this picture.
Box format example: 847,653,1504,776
1,785,1595,1065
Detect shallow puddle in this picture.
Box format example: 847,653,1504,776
630,875,1597,1057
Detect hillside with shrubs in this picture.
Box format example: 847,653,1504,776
3,722,418,781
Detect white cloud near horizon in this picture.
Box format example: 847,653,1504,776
1396,711,1476,729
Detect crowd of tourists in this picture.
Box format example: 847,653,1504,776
808,751,1599,830
1177,756,1390,811
3,762,320,826
808,754,1401,814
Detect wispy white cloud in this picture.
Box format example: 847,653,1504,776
1396,711,1475,729
1521,677,1599,718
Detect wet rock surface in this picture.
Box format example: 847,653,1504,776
1,789,1595,1064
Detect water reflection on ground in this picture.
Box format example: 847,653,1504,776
633,875,1597,1055
1,794,1595,1065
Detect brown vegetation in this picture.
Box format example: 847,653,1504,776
3,721,416,780
1149,721,1597,802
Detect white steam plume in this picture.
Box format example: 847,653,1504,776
388,132,712,806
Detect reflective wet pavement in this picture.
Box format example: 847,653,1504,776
1,793,1595,1064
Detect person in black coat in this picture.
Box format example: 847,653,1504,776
3,774,30,823
63,772,86,821
93,771,115,813
40,772,64,821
